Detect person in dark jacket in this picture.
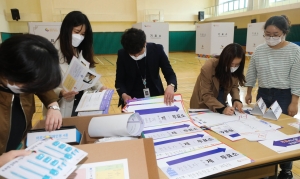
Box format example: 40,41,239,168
115,28,177,107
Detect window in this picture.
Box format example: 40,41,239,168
218,0,248,14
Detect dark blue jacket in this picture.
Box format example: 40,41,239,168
115,43,177,106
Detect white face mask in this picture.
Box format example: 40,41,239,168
230,66,239,73
265,36,283,46
130,48,147,61
7,82,23,93
72,34,85,47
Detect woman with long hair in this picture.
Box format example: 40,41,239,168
53,11,106,117
190,43,246,115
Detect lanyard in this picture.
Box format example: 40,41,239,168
135,57,147,89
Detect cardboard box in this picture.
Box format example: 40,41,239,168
26,126,81,147
31,115,159,179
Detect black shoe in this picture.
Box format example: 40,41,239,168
278,171,293,179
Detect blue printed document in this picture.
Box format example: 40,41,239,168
0,138,87,179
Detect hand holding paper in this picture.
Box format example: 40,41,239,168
122,93,132,104
62,56,101,92
0,150,31,167
60,90,78,100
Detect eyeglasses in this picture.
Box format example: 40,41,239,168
263,34,282,40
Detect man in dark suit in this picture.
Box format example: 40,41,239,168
115,28,177,107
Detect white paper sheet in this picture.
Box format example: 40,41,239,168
141,111,190,128
62,56,101,92
88,113,144,137
123,101,185,113
225,118,281,134
241,130,287,141
78,110,103,116
127,94,183,105
67,159,130,179
75,91,105,112
157,144,252,179
210,124,243,141
142,121,202,140
190,112,243,127
288,122,300,130
259,134,300,153
154,132,222,159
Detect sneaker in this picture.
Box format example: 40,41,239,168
278,171,293,179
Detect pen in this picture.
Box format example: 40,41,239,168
234,111,236,115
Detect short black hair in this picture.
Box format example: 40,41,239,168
58,11,96,67
0,34,61,93
264,15,291,34
121,28,146,54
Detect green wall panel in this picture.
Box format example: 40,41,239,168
93,32,123,54
2,25,299,54
234,28,247,46
1,32,22,42
287,24,300,42
169,31,196,52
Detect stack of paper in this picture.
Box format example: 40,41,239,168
122,95,252,178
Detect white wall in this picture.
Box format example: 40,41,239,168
3,0,213,33
0,0,9,33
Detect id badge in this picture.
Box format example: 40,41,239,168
143,88,151,98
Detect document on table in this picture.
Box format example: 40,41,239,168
225,118,281,134
67,159,130,179
240,129,287,141
0,139,87,179
288,122,300,130
62,56,101,92
75,89,114,112
123,101,185,113
75,91,105,111
190,112,246,127
126,94,183,105
78,110,103,116
210,124,243,141
142,121,202,140
157,144,252,179
259,134,300,153
154,132,222,159
140,111,191,128
88,113,144,137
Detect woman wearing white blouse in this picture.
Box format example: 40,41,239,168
51,11,106,117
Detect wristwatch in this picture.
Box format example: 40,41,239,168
169,83,175,88
168,83,177,92
48,105,60,110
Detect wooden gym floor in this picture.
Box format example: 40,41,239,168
33,52,300,178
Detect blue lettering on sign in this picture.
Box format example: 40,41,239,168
166,167,178,176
